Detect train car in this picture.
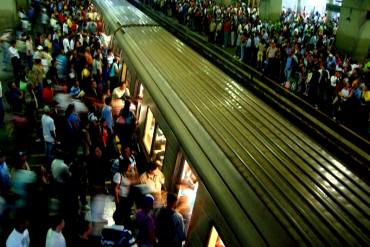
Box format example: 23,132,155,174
94,0,369,246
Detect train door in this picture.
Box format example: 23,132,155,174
142,108,167,165
174,154,199,232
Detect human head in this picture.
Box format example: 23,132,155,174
50,215,65,232
104,96,112,106
121,146,131,158
14,211,28,233
166,193,178,209
141,194,154,211
119,81,126,89
43,105,51,115
91,80,97,89
78,220,92,238
94,146,102,158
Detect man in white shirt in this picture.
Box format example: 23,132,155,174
45,215,66,247
112,81,130,100
6,213,30,247
41,106,56,166
62,35,70,54
9,40,21,82
51,154,70,184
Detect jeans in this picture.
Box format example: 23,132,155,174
284,68,292,82
44,141,55,166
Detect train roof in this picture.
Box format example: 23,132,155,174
95,0,370,245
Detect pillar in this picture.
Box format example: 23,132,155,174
297,0,302,14
259,0,282,22
327,0,334,20
16,0,30,9
0,0,17,31
336,0,370,62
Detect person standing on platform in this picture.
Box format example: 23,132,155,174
8,40,21,84
41,105,56,166
156,193,186,247
6,213,30,247
45,215,67,247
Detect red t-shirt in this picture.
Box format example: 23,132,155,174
42,87,54,103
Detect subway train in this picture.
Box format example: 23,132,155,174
94,0,369,246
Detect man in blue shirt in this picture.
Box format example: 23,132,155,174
102,96,113,133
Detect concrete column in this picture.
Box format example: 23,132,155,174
297,0,302,13
327,0,334,20
0,0,18,31
259,0,282,22
16,0,30,9
336,0,370,62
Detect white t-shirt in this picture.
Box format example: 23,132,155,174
62,38,70,54
41,114,56,143
8,46,20,59
51,159,70,183
45,228,66,247
113,172,130,197
6,228,30,247
112,87,130,99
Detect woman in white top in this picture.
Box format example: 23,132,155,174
113,160,133,227
45,215,66,247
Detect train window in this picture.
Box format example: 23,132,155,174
134,80,144,99
143,108,156,153
207,226,226,247
126,69,132,87
177,160,199,231
121,63,128,83
152,127,166,166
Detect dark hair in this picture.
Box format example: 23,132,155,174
66,104,75,116
78,220,91,235
167,193,178,205
105,96,112,105
50,215,64,230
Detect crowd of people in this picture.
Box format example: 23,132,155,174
145,0,370,137
0,0,187,246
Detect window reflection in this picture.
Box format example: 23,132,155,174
177,160,198,232
143,108,155,153
208,227,226,247
152,127,166,166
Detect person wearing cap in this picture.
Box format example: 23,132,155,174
41,105,56,166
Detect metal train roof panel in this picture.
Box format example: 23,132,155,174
95,0,370,245
95,0,157,26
